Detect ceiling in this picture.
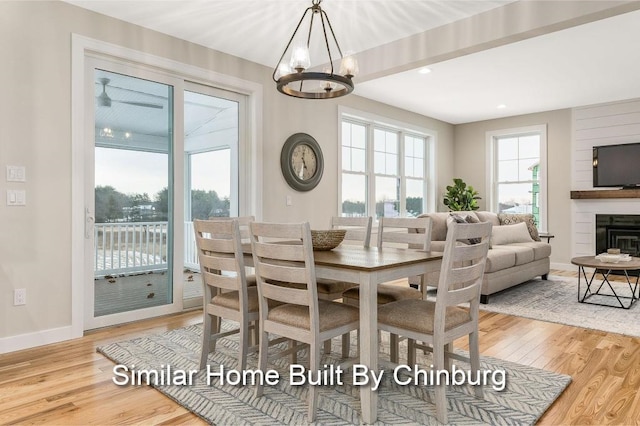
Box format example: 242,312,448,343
67,0,640,124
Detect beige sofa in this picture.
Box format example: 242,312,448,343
417,211,551,303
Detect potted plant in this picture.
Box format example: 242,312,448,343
443,178,481,211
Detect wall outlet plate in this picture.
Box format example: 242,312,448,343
7,165,26,182
14,288,26,306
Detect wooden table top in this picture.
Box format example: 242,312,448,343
571,255,640,270
242,243,442,272
313,245,443,272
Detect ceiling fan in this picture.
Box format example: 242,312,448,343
96,78,164,109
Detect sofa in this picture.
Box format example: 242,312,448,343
416,211,551,303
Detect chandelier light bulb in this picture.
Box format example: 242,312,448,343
290,45,311,72
275,62,292,81
340,55,358,77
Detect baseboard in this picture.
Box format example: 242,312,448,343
551,262,574,271
0,325,78,354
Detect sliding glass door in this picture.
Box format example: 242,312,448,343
84,58,245,329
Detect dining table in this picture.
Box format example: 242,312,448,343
244,243,443,423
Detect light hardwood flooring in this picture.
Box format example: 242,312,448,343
1,270,639,425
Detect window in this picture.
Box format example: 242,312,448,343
340,111,433,219
487,125,547,230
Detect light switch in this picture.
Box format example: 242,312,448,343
6,166,26,182
7,190,26,206
286,195,292,206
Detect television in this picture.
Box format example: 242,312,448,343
593,142,640,188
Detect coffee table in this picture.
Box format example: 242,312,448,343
571,256,640,309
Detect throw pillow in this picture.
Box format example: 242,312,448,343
490,221,533,247
447,213,482,245
498,213,541,241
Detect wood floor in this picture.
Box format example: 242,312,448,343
1,270,639,425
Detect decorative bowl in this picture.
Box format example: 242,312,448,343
311,229,346,251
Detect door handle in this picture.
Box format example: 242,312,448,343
85,207,95,239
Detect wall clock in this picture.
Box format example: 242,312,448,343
280,133,324,192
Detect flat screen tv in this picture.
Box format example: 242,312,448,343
593,142,640,188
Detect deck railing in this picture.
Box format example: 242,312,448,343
94,221,202,276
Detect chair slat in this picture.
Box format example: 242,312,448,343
447,262,486,287
251,222,303,239
196,237,235,254
199,254,238,272
451,241,489,262
446,284,480,306
259,281,309,305
202,271,238,292
256,261,308,284
253,241,306,262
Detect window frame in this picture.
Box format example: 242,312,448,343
485,124,548,231
338,107,436,220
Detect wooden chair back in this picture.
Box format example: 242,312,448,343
194,219,247,303
377,216,432,250
206,215,254,241
249,221,319,327
331,216,372,247
435,221,492,323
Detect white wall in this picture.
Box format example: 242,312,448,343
0,1,453,351
571,99,640,257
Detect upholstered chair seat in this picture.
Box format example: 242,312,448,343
378,299,471,334
268,299,359,332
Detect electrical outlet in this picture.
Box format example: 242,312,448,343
14,288,26,306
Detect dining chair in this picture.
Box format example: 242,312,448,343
194,217,257,371
250,221,359,422
377,220,492,424
342,216,432,361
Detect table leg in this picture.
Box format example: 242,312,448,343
359,271,378,424
578,266,638,309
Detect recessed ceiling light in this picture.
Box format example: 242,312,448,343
418,67,432,74
497,104,507,109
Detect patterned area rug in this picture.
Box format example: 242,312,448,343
98,323,570,425
478,275,640,338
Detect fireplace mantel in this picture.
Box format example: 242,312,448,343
570,189,640,199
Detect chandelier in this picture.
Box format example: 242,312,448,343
273,0,358,99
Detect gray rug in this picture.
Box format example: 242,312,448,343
479,275,640,338
98,323,570,425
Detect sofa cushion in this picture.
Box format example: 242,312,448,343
490,222,533,247
484,248,516,273
498,213,541,241
419,212,451,241
512,241,552,260
475,211,500,226
492,244,534,265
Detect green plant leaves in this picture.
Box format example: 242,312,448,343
443,178,481,211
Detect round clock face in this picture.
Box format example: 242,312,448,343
291,143,318,181
281,133,324,192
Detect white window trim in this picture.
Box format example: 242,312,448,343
338,106,437,219
485,124,548,232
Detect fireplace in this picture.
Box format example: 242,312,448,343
596,214,640,275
